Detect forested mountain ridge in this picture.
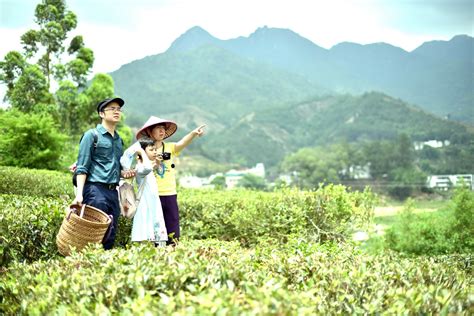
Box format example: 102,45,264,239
155,26,473,123
112,43,324,128
199,92,472,168
108,26,473,170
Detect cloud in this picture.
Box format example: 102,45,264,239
1,0,472,78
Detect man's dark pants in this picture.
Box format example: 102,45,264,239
83,183,120,249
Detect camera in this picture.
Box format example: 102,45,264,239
159,152,171,160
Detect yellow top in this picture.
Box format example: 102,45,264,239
155,142,180,195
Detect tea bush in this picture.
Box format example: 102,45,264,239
2,182,375,266
179,185,375,246
0,166,72,198
0,194,67,266
0,239,471,315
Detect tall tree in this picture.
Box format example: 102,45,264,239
0,0,96,132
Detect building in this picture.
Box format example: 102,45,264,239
426,174,473,190
225,163,266,189
414,140,450,151
178,175,207,189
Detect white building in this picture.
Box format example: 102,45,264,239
179,175,205,188
426,174,473,190
414,140,450,151
225,163,266,189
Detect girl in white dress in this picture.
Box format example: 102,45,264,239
123,136,168,245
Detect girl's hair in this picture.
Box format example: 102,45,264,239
138,136,155,150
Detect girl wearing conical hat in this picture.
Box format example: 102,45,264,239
134,116,206,245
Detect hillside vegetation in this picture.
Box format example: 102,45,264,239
114,27,473,125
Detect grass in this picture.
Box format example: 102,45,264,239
362,197,452,253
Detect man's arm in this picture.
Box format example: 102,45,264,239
73,174,87,205
175,124,206,153
73,131,95,205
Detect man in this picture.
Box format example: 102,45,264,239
73,97,134,249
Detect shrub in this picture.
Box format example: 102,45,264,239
451,186,474,252
385,188,474,255
0,167,375,266
0,166,73,199
0,239,471,315
179,185,375,246
0,194,67,267
0,110,68,170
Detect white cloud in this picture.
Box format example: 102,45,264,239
0,0,471,102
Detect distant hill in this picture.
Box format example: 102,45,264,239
112,43,324,128
161,26,473,123
199,92,472,168
109,26,473,170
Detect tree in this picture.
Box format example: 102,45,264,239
394,133,414,169
281,144,351,189
0,0,97,135
361,140,395,179
210,175,226,190
237,174,267,190
0,110,67,169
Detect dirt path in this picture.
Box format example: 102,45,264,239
374,206,439,217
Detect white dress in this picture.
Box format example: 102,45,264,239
121,143,168,242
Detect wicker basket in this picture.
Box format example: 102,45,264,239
56,204,112,256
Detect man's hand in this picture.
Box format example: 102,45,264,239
121,169,136,179
72,193,83,206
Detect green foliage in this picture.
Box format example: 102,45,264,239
0,51,26,97
79,73,116,128
0,0,131,141
0,110,68,169
0,166,72,198
419,141,474,175
179,185,375,246
22,0,79,85
0,167,375,265
210,175,226,190
282,145,350,188
0,167,471,314
0,194,67,267
237,173,267,190
388,167,427,200
9,65,54,111
451,186,474,251
385,188,474,254
0,239,471,314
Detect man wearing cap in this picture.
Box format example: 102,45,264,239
73,97,134,249
136,116,206,245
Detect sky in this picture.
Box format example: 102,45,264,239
0,0,473,82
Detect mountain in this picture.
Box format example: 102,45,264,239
112,42,324,128
157,26,473,123
200,92,472,168
108,26,473,169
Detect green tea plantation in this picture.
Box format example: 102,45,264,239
0,166,472,315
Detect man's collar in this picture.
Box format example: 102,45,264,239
96,124,119,138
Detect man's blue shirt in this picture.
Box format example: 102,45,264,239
76,124,123,184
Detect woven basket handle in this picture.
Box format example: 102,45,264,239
79,204,86,218
66,208,73,220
